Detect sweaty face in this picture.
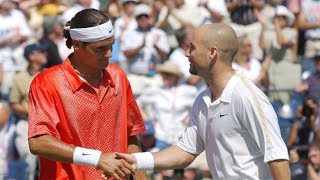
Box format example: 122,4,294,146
79,37,115,69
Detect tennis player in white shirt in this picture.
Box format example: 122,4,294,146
114,23,290,180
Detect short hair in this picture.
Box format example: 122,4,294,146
63,8,111,49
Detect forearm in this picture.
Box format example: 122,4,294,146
307,163,320,180
287,122,299,147
153,145,197,170
154,45,167,62
29,134,75,163
251,0,264,10
268,159,290,180
298,14,320,30
206,8,224,22
124,46,143,59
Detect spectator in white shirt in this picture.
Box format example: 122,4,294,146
137,61,197,145
120,3,170,96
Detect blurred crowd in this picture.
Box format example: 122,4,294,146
0,0,320,179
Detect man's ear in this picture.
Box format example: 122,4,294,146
72,39,80,50
209,46,218,62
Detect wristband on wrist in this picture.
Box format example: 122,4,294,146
73,147,102,167
132,152,154,171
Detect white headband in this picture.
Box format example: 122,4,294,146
70,21,114,42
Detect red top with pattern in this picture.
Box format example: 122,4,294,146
28,58,145,180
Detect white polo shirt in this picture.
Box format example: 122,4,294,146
177,72,289,179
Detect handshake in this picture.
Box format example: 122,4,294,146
97,152,153,180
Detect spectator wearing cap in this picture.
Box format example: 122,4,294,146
113,0,138,39
9,43,47,180
295,52,320,101
136,61,207,179
264,5,301,104
136,61,197,145
120,3,170,96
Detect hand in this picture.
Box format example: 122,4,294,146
165,0,175,12
295,106,303,121
115,153,138,170
198,0,208,7
152,34,160,47
97,153,135,180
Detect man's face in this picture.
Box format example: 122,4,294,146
123,1,136,15
239,38,252,57
137,15,150,30
309,147,320,167
78,37,115,69
185,32,210,76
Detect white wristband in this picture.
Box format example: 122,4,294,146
73,147,102,167
132,152,154,171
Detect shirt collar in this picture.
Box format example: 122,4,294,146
62,56,116,93
202,72,243,104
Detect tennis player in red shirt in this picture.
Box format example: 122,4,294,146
27,9,146,180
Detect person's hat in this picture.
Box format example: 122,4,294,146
276,5,295,26
134,4,151,17
120,0,138,4
24,43,46,59
142,121,155,135
156,61,184,79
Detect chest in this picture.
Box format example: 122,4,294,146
197,103,244,139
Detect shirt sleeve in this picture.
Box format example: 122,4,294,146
28,77,61,140
177,100,205,155
234,80,289,163
125,75,146,136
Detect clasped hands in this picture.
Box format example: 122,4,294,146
97,152,138,180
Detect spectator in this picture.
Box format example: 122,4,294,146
198,0,229,24
40,16,65,68
136,61,197,145
226,0,264,60
287,96,320,148
266,5,300,104
120,3,170,96
0,0,33,100
113,0,138,39
297,0,320,74
9,43,47,180
232,35,271,86
61,0,100,24
295,51,320,101
307,142,320,180
0,101,16,179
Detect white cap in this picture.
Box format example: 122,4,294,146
276,5,295,26
134,4,151,17
120,0,138,4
